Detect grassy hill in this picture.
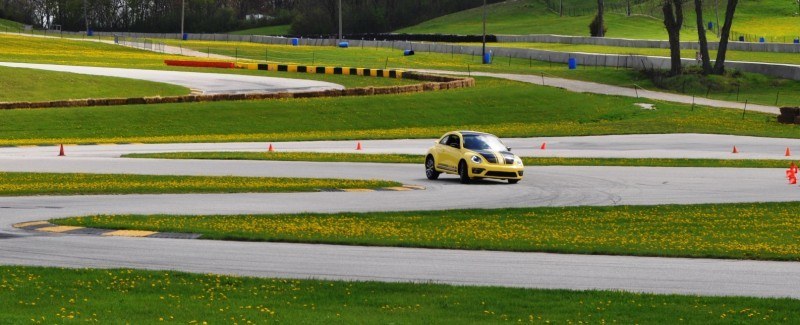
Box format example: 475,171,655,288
399,0,800,41
0,18,22,31
230,24,291,36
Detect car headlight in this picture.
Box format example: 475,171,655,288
471,155,482,164
515,157,523,165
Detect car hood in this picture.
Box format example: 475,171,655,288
473,150,517,165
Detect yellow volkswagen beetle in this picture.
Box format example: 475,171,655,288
425,131,524,184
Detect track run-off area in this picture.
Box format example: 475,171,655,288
1,136,800,299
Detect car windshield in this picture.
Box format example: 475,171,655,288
463,134,507,151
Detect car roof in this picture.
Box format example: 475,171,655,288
456,130,491,136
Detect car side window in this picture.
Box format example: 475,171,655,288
439,136,449,145
446,135,460,148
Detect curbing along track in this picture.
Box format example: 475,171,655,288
0,61,474,110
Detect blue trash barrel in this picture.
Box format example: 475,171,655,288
568,58,578,70
707,22,713,30
291,38,299,46
87,29,93,37
338,42,349,48
403,50,415,56
483,52,492,64
182,33,188,41
738,36,745,42
794,38,800,44
759,37,765,43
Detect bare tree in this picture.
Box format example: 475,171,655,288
662,0,683,75
713,0,738,74
694,0,712,74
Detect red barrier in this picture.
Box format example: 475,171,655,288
164,60,234,69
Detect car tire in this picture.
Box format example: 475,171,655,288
425,156,440,180
458,160,471,184
508,179,520,184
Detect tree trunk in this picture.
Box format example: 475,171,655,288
597,0,604,37
694,0,712,74
626,0,631,16
713,0,738,74
662,0,683,75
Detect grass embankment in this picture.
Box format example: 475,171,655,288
4,267,797,323
124,152,800,169
399,0,800,41
0,66,189,102
56,202,800,261
0,172,396,196
231,24,291,35
0,76,796,146
398,0,695,40
0,34,413,88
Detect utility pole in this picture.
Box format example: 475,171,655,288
83,0,88,33
482,0,487,64
338,0,343,40
181,0,185,37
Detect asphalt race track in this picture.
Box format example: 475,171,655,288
1,137,800,299
0,62,344,95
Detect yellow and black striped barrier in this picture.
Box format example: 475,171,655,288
235,63,404,79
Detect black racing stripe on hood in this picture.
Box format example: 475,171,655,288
475,150,498,163
499,151,516,164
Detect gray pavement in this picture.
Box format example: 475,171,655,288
0,62,343,95
0,141,799,299
4,133,799,160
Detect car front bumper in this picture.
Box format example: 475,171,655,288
468,163,524,180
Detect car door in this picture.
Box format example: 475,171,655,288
440,134,462,173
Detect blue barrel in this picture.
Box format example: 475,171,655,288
403,50,415,56
759,37,765,43
182,33,188,41
738,36,745,42
338,42,349,48
568,58,578,70
291,38,299,46
87,29,93,37
707,22,713,30
483,52,492,64
795,38,800,44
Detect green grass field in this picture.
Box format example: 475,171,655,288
0,172,397,196
4,266,797,323
0,34,413,89
54,202,800,261
0,66,189,102
124,152,800,169
164,37,800,107
0,77,798,146
231,24,291,35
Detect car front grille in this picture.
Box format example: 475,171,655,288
485,171,519,178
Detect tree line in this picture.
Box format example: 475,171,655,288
592,0,738,75
0,0,500,34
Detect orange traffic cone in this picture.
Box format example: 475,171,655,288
786,147,792,157
268,144,274,152
540,142,547,150
788,169,797,184
356,142,362,150
58,144,65,157
732,146,738,154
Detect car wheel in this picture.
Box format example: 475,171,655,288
458,161,471,184
508,179,520,184
425,156,440,180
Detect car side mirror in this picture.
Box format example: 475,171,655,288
449,143,460,149
507,147,512,152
